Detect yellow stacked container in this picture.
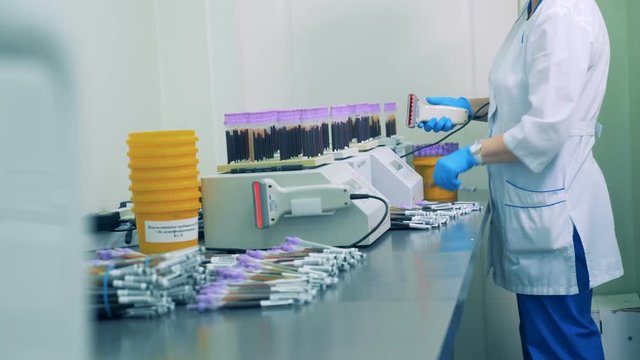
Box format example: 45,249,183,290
412,143,459,203
127,130,201,254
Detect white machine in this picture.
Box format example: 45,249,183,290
359,147,423,208
202,162,390,250
406,93,468,128
339,155,372,184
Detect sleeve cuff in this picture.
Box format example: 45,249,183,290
503,125,549,174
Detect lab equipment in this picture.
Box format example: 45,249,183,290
89,246,206,319
300,108,329,158
425,96,474,117
277,109,303,160
353,104,372,143
248,111,278,162
317,108,332,152
369,103,383,139
384,102,398,137
224,113,250,163
251,178,351,229
378,101,405,149
218,109,334,173
417,97,475,132
406,93,469,129
413,143,460,202
357,147,423,208
191,236,366,312
389,202,481,230
202,162,390,249
330,105,359,159
340,155,373,183
351,103,381,151
127,130,201,254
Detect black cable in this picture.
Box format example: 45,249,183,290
400,102,490,158
346,194,389,247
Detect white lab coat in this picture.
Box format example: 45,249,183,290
487,0,623,295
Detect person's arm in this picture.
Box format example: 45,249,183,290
479,135,518,164
501,7,590,173
469,97,490,122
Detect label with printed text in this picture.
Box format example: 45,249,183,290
145,217,198,243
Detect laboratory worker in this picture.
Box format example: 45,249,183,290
420,0,623,358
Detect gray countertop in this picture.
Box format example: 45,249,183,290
94,197,488,360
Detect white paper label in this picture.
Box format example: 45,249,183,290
144,217,198,243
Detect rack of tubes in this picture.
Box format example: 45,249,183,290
223,102,393,168
384,102,397,137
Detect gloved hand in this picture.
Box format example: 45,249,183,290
433,146,478,191
419,96,473,133
418,117,454,132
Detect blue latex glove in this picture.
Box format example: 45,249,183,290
419,96,473,133
433,146,478,191
418,117,453,132
427,96,474,117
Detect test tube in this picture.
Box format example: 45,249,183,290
300,109,314,158
370,103,382,139
277,110,302,161
317,108,331,152
224,113,250,164
353,104,370,143
330,105,351,151
249,111,277,162
303,108,328,157
347,104,357,143
384,102,397,137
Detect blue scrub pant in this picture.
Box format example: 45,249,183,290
516,228,605,360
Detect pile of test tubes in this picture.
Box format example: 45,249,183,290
350,104,381,143
330,105,352,151
412,143,459,158
224,102,391,165
384,102,397,137
190,237,366,311
300,108,331,157
224,112,279,163
276,109,303,161
89,246,207,319
390,201,482,230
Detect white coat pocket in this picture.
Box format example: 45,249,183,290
502,180,572,253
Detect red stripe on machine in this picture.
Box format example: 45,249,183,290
253,182,264,228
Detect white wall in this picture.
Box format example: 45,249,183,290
69,0,518,211
66,0,221,211
67,0,164,211
227,0,519,190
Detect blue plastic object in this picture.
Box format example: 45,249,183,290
432,146,478,190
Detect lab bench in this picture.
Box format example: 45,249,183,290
93,194,489,360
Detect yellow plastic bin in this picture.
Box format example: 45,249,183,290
131,188,201,203
129,166,200,181
129,177,200,192
413,156,458,203
133,200,201,254
127,130,198,146
128,156,199,169
126,130,201,254
127,144,198,158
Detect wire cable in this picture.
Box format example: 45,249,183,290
346,194,389,247
400,102,490,158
